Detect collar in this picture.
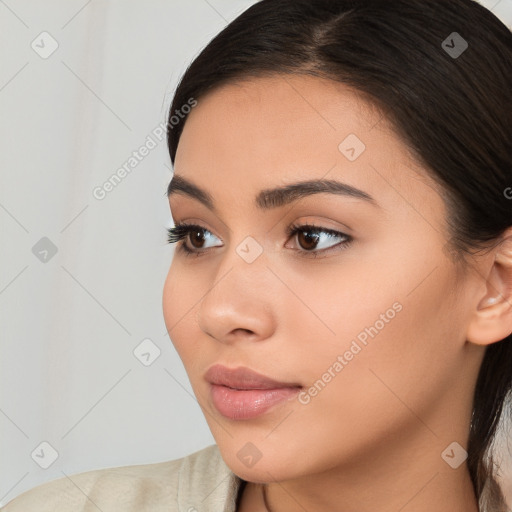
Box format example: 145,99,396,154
177,444,245,511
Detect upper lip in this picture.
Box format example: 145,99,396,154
205,364,302,390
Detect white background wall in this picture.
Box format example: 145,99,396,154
1,0,511,506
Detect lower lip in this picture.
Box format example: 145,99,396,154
210,384,301,420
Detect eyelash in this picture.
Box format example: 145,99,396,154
166,222,353,258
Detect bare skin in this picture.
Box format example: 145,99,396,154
162,74,512,512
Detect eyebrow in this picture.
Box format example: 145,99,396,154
167,173,379,212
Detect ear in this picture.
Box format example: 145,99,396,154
466,229,512,346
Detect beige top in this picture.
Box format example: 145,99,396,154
1,444,245,511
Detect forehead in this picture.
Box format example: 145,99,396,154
177,74,384,165
172,74,443,220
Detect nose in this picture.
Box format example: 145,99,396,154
197,240,277,345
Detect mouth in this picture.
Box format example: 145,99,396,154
209,384,302,420
204,363,302,389
205,364,302,420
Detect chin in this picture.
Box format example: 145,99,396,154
217,441,307,484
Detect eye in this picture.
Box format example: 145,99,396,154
166,222,222,257
166,222,353,258
285,222,353,257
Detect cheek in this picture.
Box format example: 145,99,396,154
289,254,460,430
249,267,447,474
162,263,200,356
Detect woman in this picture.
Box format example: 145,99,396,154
3,0,511,511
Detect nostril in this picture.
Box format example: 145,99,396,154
233,328,254,336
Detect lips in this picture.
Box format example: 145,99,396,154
204,364,302,390
205,364,302,420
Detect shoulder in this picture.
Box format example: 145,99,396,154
1,444,239,512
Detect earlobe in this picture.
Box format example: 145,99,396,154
466,232,512,346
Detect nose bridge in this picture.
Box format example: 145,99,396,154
197,233,277,341
212,226,270,282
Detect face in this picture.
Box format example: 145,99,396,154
162,75,482,483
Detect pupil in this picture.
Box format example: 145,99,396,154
191,230,203,248
299,230,318,250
